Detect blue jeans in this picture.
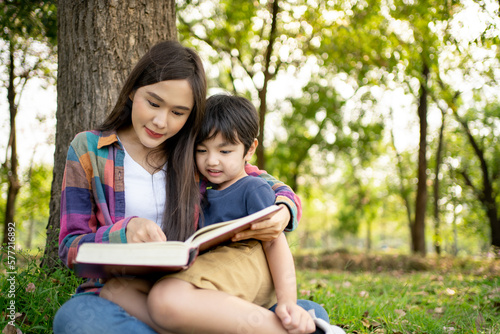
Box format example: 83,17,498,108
53,294,329,333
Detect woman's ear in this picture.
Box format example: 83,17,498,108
244,139,258,162
129,90,136,101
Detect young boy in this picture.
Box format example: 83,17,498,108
101,94,343,334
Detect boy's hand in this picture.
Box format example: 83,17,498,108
275,302,315,334
126,218,167,243
232,205,289,241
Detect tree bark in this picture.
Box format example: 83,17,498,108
41,0,177,270
2,42,21,246
456,114,500,252
256,0,280,170
412,62,429,256
433,110,446,255
390,114,413,249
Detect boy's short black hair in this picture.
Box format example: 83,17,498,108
197,94,259,153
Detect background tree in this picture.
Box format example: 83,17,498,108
431,106,447,255
176,0,499,256
17,164,53,249
0,0,57,246
325,0,461,255
428,0,500,252
177,0,325,170
453,104,500,251
41,0,177,269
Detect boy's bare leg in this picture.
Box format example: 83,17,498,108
100,277,174,334
148,277,313,334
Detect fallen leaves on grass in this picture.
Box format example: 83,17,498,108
342,281,352,288
299,289,311,297
443,326,456,333
1,324,22,334
394,309,406,318
360,310,383,330
25,283,35,293
434,307,445,314
1,313,26,334
308,278,329,288
414,290,429,296
475,312,485,332
359,290,369,298
361,318,382,328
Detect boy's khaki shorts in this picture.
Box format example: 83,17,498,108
164,239,277,309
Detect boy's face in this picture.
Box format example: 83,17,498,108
196,132,257,190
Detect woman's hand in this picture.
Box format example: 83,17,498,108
126,217,167,243
232,204,290,242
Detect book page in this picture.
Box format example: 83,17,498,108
188,205,282,251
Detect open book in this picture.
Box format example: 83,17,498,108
74,205,282,278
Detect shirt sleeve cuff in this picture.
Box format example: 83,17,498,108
275,196,297,232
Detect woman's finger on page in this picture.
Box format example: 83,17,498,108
127,218,164,242
144,223,166,242
150,224,167,242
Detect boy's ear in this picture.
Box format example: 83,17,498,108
244,139,258,162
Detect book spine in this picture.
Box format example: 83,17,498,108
187,247,199,266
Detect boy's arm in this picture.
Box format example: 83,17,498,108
262,235,315,332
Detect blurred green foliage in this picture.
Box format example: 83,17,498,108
177,0,500,255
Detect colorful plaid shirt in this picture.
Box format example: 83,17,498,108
59,130,302,295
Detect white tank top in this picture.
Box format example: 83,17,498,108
121,145,166,227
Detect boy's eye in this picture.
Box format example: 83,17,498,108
148,100,160,108
221,150,231,154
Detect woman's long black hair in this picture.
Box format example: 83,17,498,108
98,40,207,241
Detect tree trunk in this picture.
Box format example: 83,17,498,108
2,43,21,246
366,219,372,253
433,110,446,255
486,205,500,252
390,116,413,250
256,0,279,170
412,62,429,256
451,190,458,256
41,0,177,270
455,112,500,253
257,87,268,170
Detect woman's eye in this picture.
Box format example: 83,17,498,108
172,110,184,116
196,149,206,153
148,100,160,108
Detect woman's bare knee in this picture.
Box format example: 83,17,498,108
101,277,152,301
148,278,197,330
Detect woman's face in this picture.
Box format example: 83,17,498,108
129,80,194,149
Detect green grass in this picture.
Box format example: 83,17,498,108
297,270,500,333
1,250,499,333
1,250,83,334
